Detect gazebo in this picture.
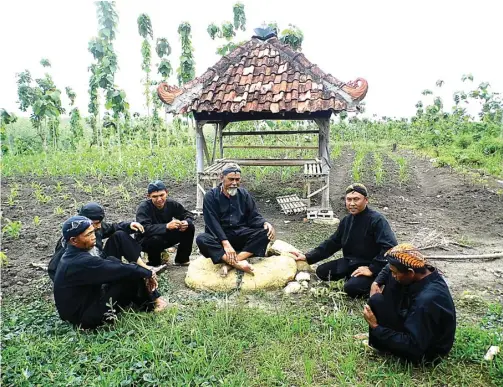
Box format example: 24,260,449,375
158,28,368,215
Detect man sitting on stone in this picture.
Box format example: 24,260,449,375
363,244,456,362
48,202,151,281
291,183,397,297
136,180,195,267
196,162,275,276
53,216,168,329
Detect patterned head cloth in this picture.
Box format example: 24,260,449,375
79,202,105,221
345,183,368,197
62,215,93,241
385,243,426,270
221,162,241,176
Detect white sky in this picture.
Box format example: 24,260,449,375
1,0,501,119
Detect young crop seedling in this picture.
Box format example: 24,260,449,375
53,206,65,216
33,188,52,204
2,219,22,239
55,181,65,193
373,151,385,185
33,216,41,226
7,184,19,206
0,251,8,267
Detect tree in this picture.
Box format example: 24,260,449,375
279,24,304,51
0,109,17,154
177,22,195,85
137,13,154,149
40,58,51,68
88,1,120,152
155,37,173,140
66,87,83,147
207,3,246,56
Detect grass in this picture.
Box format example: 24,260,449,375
2,279,502,386
373,151,385,185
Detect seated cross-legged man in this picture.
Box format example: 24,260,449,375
53,216,168,329
363,244,456,362
196,163,275,276
136,180,195,267
291,183,397,297
48,202,153,282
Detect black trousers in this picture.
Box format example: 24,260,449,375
316,257,374,298
196,227,269,264
103,230,142,263
78,258,160,329
140,224,195,266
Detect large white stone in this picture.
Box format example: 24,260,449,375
295,272,311,282
284,281,302,294
241,255,298,291
185,257,238,292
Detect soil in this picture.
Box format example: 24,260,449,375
2,147,503,302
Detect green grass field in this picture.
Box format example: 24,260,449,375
2,278,502,386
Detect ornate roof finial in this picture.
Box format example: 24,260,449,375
252,25,277,41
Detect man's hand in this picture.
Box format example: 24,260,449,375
290,251,307,261
370,282,384,297
222,240,237,264
145,273,158,293
166,219,181,230
130,222,144,233
363,304,378,329
351,266,373,277
263,222,276,240
179,220,189,232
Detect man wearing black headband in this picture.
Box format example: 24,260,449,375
196,163,275,276
136,180,195,267
53,216,168,329
48,202,150,282
291,183,397,297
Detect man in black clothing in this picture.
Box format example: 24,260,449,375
48,202,149,281
136,180,195,267
363,244,456,362
291,183,397,297
196,163,275,276
54,215,168,329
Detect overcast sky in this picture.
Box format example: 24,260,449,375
1,0,501,119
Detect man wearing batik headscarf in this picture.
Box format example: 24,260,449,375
136,180,195,267
363,243,456,362
53,215,168,329
48,202,150,281
196,162,275,277
291,183,397,297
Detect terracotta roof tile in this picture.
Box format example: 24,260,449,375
158,36,367,114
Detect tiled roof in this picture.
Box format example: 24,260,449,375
158,36,368,115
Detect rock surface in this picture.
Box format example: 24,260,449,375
185,257,238,292
241,256,297,291
284,281,302,294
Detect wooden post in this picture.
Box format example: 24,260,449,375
195,121,205,212
211,123,218,163
314,118,331,210
219,121,225,158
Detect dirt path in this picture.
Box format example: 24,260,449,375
1,148,502,301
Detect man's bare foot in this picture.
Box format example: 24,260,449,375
150,264,168,275
153,297,169,312
219,264,231,277
238,260,254,275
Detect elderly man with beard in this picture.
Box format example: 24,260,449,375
136,180,195,267
291,183,397,297
48,202,152,282
53,216,168,329
196,163,275,276
363,244,456,362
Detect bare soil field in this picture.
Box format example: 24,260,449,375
2,147,502,302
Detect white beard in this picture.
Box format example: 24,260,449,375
227,188,238,196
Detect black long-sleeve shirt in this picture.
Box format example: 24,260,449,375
305,206,397,275
48,220,134,281
136,198,194,242
371,268,456,362
53,245,152,325
203,186,266,242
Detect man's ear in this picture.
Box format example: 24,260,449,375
69,237,78,246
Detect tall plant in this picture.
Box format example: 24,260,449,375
66,87,83,148
156,37,172,140
207,2,246,56
177,22,195,85
137,13,154,150
0,109,17,154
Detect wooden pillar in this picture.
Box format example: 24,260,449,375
195,121,205,212
314,118,331,210
219,121,225,158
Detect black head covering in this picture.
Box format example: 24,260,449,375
345,183,368,197
148,180,167,194
62,216,93,241
78,202,105,221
